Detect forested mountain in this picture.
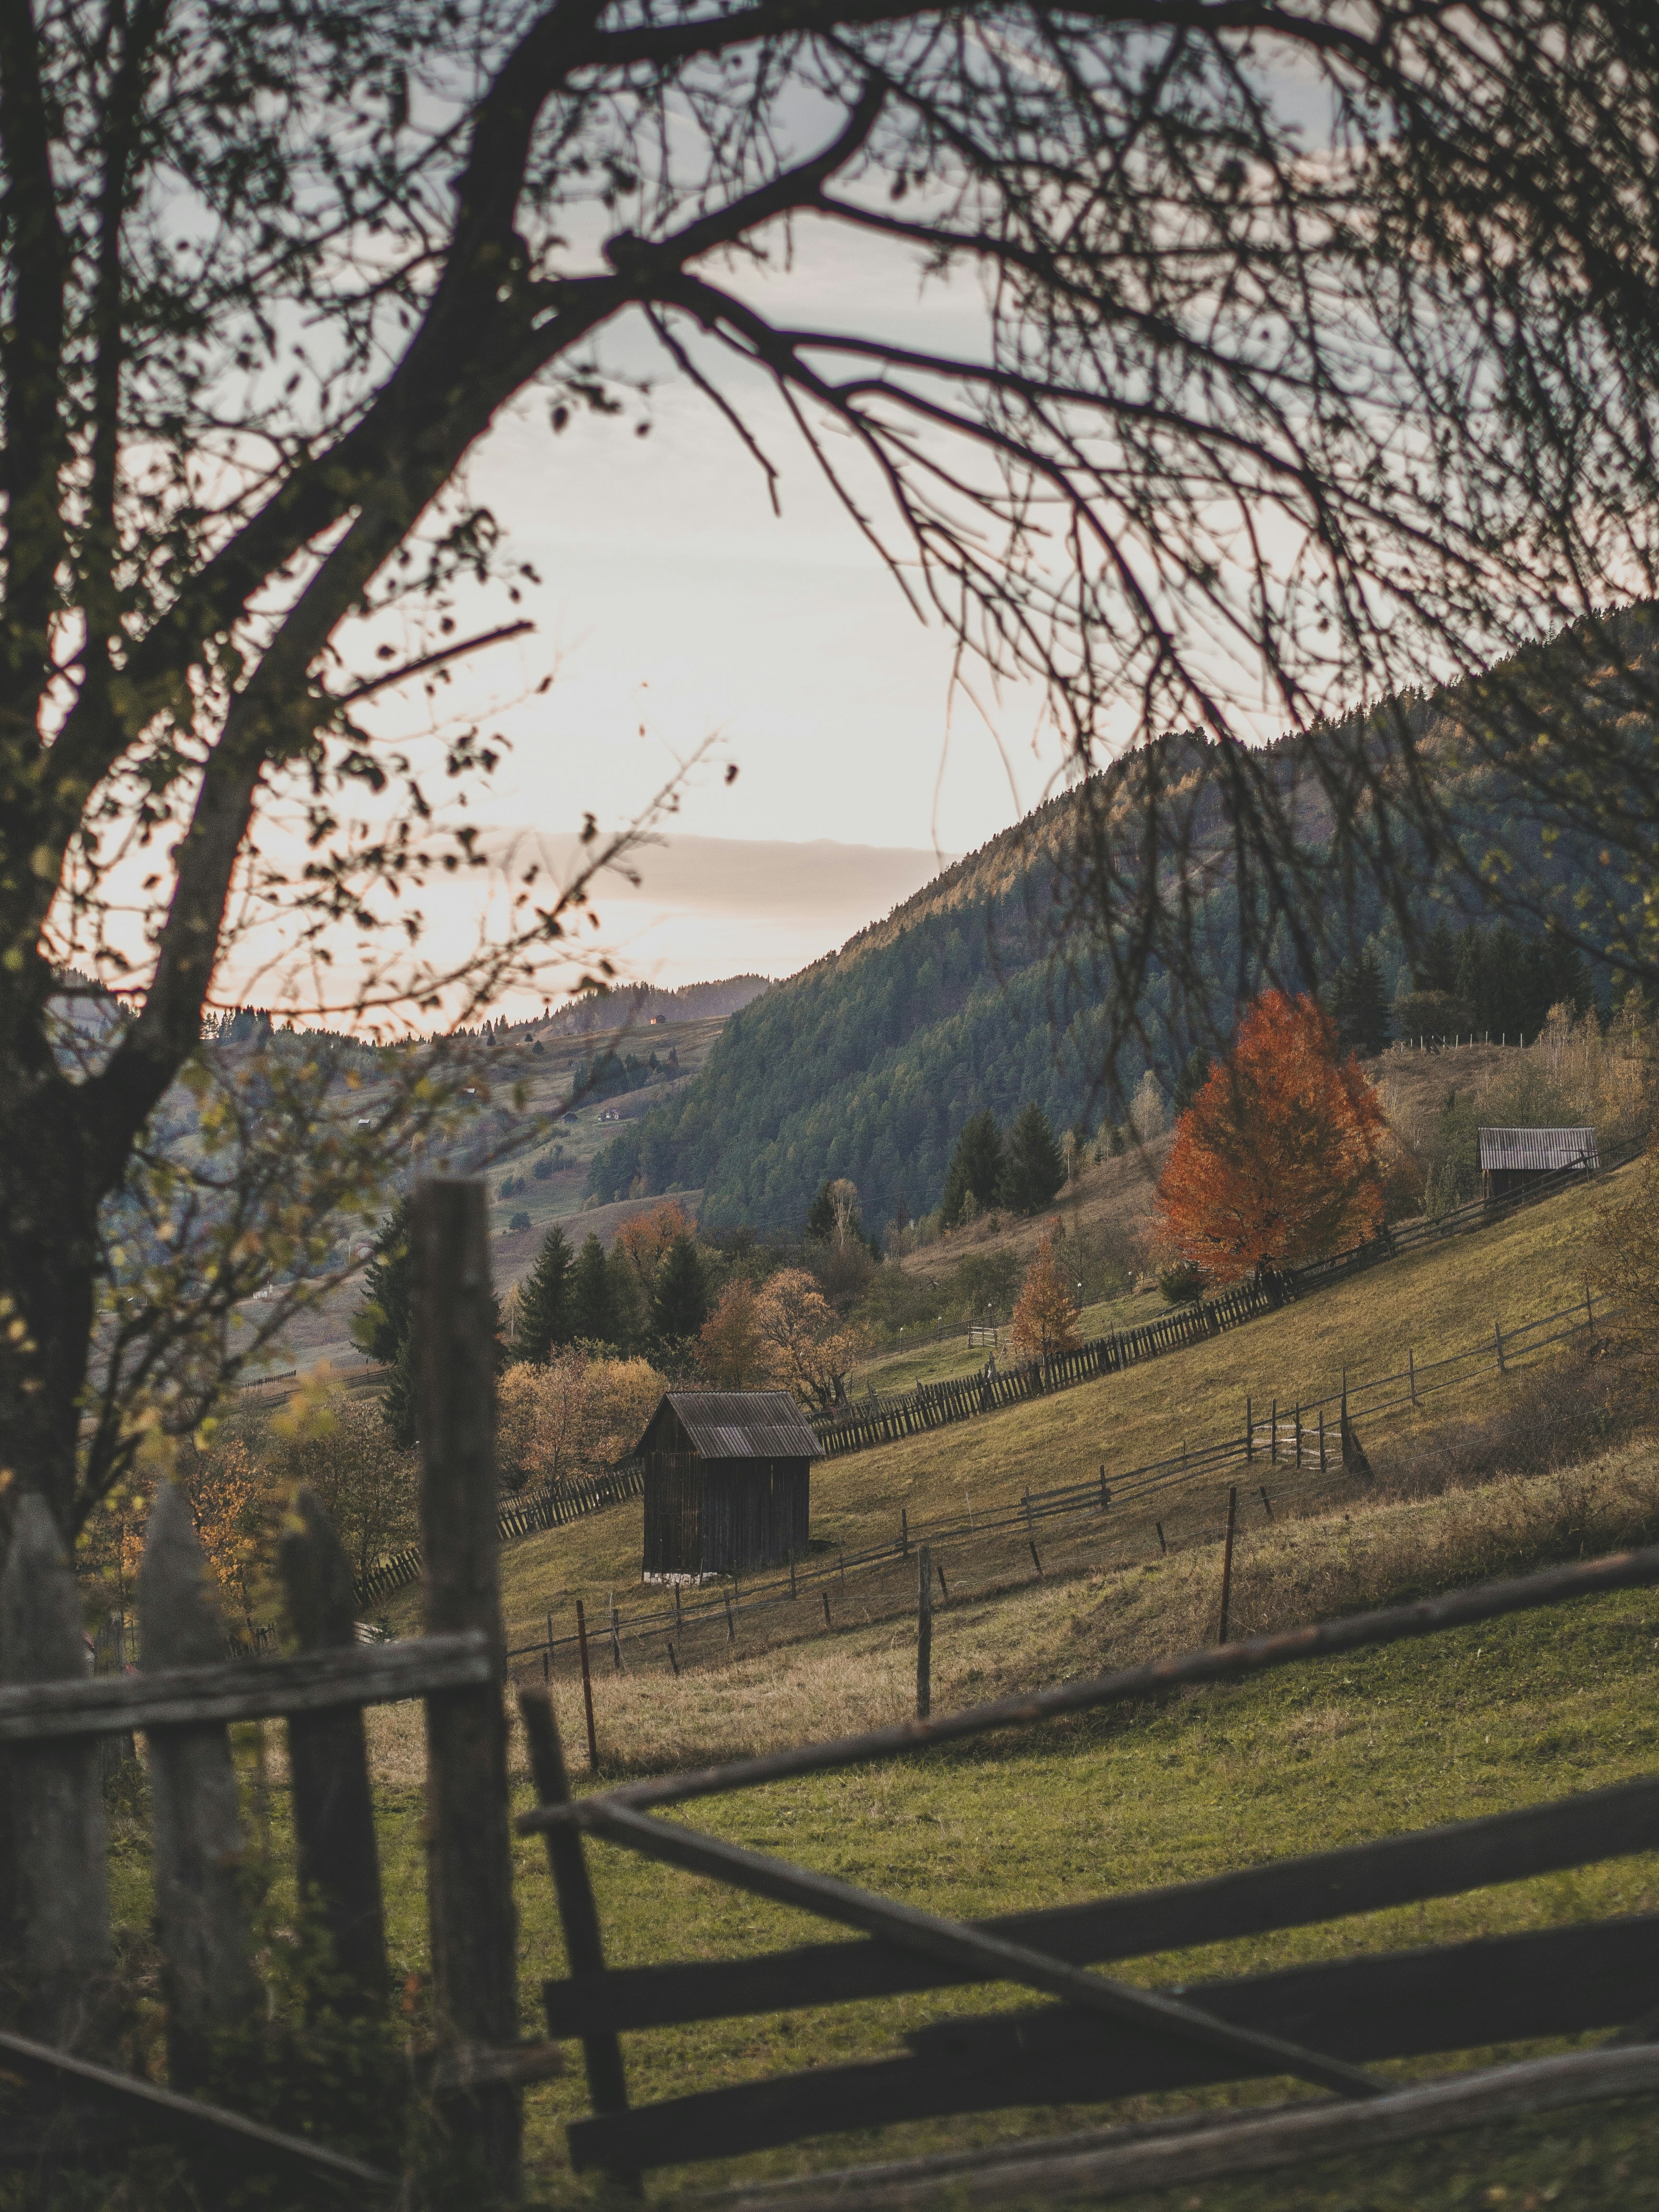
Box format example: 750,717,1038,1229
588,622,1657,1237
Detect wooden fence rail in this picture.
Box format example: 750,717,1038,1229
511,1542,1659,2195
0,1178,548,2201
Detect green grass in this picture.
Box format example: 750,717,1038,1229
393,1166,1620,1659
90,1424,1659,2209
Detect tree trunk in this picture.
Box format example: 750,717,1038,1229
0,1059,104,1540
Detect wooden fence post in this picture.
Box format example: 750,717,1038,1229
414,1178,521,2199
0,1492,112,2048
1155,1522,1167,1554
277,1489,388,2010
1217,1486,1239,1645
575,1601,599,1772
139,1481,261,2090
1245,1396,1252,1462
915,1547,933,1722
1270,1399,1278,1465
517,1689,637,2190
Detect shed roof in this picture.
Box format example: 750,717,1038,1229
638,1391,825,1462
1478,1126,1599,1173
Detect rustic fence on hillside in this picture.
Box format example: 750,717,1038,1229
518,1545,1659,2201
354,1461,645,1607
814,1139,1640,1458
507,1286,1609,1689
0,1183,545,2200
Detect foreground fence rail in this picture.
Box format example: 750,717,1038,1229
0,1180,549,2200
516,1543,1659,2200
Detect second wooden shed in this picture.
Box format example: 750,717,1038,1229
636,1391,823,1582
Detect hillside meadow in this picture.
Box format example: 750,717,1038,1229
98,1427,1659,2209
374,1162,1629,1661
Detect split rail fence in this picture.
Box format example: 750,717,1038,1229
815,1139,1639,1459
507,1286,1610,1691
518,1543,1659,2201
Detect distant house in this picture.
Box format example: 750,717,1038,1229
634,1392,823,1582
1479,1126,1598,1201
599,1106,622,1122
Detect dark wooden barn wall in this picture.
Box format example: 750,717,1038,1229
642,1451,702,1578
642,1454,809,1577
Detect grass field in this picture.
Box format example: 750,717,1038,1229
376,1164,1627,1662
93,1429,1659,2209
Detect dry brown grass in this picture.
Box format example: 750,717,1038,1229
490,1425,1659,1782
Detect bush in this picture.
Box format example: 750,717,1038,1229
1159,1261,1204,1304
508,1209,531,1231
531,1152,555,1180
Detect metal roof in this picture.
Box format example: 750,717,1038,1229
1478,1126,1599,1173
639,1391,825,1461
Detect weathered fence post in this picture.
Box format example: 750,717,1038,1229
1245,1396,1253,1462
277,1488,388,2009
1155,1521,1167,1554
915,1546,933,1721
0,1492,112,2047
575,1600,599,1771
1217,1486,1239,1645
140,1482,261,2089
517,1687,632,2181
414,1178,521,2199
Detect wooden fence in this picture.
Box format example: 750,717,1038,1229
0,1181,550,2200
517,1543,1659,2201
813,1139,1640,1459
507,1286,1610,1689
354,1461,645,1607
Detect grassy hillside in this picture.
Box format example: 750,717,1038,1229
372,1165,1623,1662
342,1433,1659,2206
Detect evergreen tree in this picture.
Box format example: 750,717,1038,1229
381,1325,419,1451
350,1198,412,1366
804,1179,837,1242
1412,918,1459,995
567,1232,617,1344
652,1234,710,1340
940,1110,1003,1226
1351,952,1391,1055
511,1224,572,1364
1171,1047,1214,1119
999,1103,1067,1215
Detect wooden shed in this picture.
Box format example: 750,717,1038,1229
1479,1126,1599,1202
636,1392,823,1582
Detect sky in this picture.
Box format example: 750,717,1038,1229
349,213,1069,997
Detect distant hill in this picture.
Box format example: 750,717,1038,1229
586,619,1659,1237
543,975,770,1036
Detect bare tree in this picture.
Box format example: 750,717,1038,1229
3,0,1657,1535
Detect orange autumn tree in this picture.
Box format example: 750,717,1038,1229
1007,1226,1082,1359
1155,993,1388,1284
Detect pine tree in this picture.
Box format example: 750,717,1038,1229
999,1104,1066,1215
380,1325,419,1451
350,1198,412,1366
804,1179,837,1242
567,1232,618,1345
1352,951,1391,1055
1413,918,1459,996
512,1224,572,1364
652,1234,710,1340
939,1110,1002,1226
